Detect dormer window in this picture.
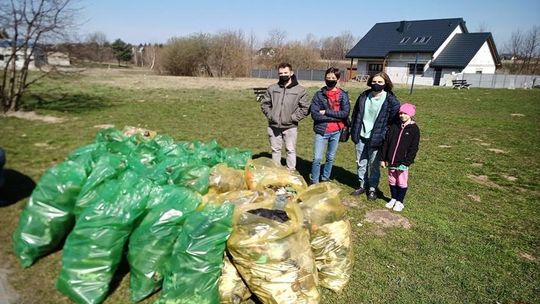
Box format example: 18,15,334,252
412,36,432,44
399,37,410,44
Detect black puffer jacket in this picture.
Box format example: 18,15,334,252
381,122,420,167
350,89,400,147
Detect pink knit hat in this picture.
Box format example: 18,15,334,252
400,103,416,117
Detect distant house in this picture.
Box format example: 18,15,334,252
346,18,501,86
0,39,46,69
47,51,70,66
257,47,276,57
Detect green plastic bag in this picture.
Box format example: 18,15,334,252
171,165,211,194
56,171,151,304
128,185,201,302
12,160,87,268
220,148,252,170
73,153,127,217
157,202,234,304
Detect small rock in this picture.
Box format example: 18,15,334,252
510,113,525,117
438,145,452,148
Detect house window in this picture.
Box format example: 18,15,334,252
0,55,4,61
399,37,410,44
368,63,383,75
408,63,425,75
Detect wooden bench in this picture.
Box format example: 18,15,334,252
253,87,267,102
452,79,471,89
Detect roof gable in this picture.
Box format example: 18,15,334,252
346,18,466,58
430,33,501,68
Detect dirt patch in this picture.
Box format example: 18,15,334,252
487,148,507,154
471,163,483,167
467,194,481,202
503,175,518,182
81,67,341,90
518,252,536,261
0,265,20,304
93,124,116,129
467,174,503,189
4,111,65,123
364,209,411,229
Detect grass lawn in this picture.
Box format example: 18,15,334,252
0,69,539,304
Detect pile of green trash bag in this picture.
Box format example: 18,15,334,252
12,127,251,304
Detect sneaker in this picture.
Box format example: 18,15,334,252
367,187,377,201
350,187,365,196
385,199,396,209
393,201,405,212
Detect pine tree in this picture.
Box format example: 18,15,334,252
111,39,133,66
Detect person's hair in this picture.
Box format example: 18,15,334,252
325,67,341,80
277,62,292,70
367,72,393,91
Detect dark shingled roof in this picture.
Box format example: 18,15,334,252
346,18,467,58
430,33,501,68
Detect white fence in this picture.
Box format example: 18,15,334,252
461,73,539,89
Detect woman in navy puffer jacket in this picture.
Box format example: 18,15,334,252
309,67,350,184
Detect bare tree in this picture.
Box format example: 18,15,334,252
210,30,249,77
85,31,108,62
320,32,355,61
505,26,540,74
0,0,78,112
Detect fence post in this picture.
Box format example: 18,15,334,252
310,69,314,81
503,73,507,88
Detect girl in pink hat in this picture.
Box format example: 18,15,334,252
380,103,420,212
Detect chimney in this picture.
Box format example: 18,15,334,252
397,21,407,33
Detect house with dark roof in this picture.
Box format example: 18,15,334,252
346,18,501,86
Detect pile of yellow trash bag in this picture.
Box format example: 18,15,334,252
213,157,354,304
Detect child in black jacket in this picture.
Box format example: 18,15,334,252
380,103,420,212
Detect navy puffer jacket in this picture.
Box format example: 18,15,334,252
350,89,400,147
310,88,350,135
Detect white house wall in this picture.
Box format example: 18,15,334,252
386,53,432,84
462,41,496,74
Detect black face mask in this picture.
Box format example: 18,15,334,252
325,80,338,88
278,75,290,85
371,83,385,92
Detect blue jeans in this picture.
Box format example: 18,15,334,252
355,139,380,189
310,131,340,183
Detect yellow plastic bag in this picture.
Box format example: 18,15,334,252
209,164,247,193
310,220,353,293
218,255,251,304
244,158,307,195
296,183,345,230
227,193,319,304
296,183,353,293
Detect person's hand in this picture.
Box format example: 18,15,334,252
319,110,326,115
380,161,387,168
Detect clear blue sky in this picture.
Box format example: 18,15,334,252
79,0,539,51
